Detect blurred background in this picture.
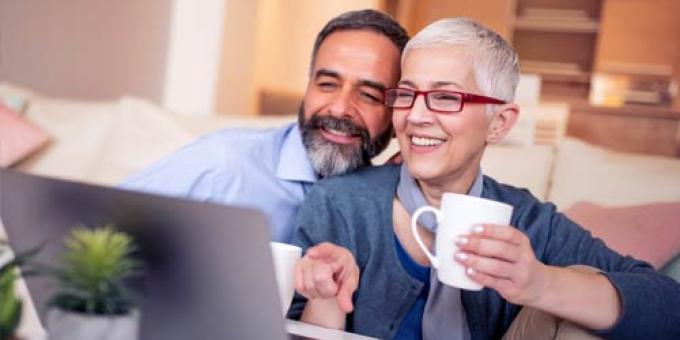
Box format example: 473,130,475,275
1,0,680,158
1,0,678,113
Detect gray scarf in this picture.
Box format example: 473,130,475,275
396,164,483,340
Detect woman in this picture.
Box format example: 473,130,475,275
287,18,680,339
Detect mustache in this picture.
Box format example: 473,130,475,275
306,115,370,141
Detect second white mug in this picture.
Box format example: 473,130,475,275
270,242,302,314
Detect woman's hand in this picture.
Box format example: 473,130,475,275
295,242,360,313
454,224,553,306
454,224,621,329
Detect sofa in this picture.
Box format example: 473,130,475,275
2,83,680,339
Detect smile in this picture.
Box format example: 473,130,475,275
320,127,361,144
411,135,445,146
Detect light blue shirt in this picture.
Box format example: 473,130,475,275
121,123,317,243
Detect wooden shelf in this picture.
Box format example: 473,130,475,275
568,99,680,157
521,60,591,83
511,1,603,100
513,16,599,33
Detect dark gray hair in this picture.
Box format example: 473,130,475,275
404,17,519,104
310,9,409,71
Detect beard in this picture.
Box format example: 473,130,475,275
298,105,392,178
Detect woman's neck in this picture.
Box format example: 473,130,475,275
417,164,481,208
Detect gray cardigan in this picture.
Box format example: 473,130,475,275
288,164,680,339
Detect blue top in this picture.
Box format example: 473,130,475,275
288,164,680,339
121,123,316,242
393,235,430,340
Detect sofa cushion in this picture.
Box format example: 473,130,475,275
15,97,118,181
0,103,51,167
482,144,554,201
0,82,34,113
564,201,680,269
86,97,196,185
661,254,680,283
549,137,680,209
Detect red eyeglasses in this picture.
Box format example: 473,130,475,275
384,88,506,113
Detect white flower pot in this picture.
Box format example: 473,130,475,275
46,308,139,340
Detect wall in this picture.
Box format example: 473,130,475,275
162,0,227,114
250,0,380,115
397,0,514,38
0,0,171,102
595,0,680,77
214,0,259,116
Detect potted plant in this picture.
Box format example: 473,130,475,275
1,245,22,340
0,241,41,340
46,225,141,340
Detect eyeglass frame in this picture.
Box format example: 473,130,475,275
383,87,507,113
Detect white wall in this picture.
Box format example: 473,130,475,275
0,0,172,102
214,0,260,116
252,0,381,96
162,0,227,115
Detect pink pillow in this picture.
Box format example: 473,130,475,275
0,102,50,167
563,202,680,269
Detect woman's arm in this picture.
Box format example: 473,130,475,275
295,243,360,330
455,224,621,329
301,298,347,329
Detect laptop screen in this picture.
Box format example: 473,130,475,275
0,169,288,339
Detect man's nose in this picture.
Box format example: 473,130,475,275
327,88,356,119
407,94,435,125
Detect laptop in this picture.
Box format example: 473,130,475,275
0,169,294,339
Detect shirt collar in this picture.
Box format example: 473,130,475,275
397,164,484,231
468,169,484,197
276,123,318,183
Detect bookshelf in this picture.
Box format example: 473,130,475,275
510,0,603,100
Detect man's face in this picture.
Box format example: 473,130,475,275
299,30,400,177
393,47,492,185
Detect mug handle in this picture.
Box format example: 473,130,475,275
410,206,441,269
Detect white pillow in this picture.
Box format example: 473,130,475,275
87,97,196,185
16,97,118,181
482,144,554,201
548,137,680,209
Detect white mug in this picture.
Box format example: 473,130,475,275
270,242,302,314
411,193,513,290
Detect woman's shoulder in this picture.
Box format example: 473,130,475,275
482,176,559,225
483,176,546,206
315,164,401,195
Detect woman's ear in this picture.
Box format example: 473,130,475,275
486,103,519,144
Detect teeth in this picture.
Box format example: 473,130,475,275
411,136,444,146
326,128,350,137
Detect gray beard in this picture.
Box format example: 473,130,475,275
298,107,392,178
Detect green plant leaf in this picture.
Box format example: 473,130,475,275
0,266,20,339
50,225,142,315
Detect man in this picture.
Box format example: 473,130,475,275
122,10,408,243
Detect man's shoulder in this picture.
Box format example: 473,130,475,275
122,124,295,191
197,124,293,151
180,124,294,167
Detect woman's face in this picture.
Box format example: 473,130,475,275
393,47,492,186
